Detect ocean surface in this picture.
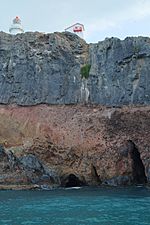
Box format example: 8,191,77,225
0,187,150,225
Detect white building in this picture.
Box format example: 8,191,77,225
9,16,24,35
65,23,85,39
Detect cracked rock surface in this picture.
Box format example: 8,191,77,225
1,33,150,105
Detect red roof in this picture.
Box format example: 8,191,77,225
65,23,85,31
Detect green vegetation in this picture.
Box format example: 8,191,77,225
80,64,91,79
133,45,140,54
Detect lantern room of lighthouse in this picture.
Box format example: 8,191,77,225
9,16,24,35
65,23,85,39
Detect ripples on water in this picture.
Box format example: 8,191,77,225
0,186,150,225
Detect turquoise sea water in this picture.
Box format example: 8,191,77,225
0,187,150,225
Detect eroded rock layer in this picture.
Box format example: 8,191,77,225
0,104,149,187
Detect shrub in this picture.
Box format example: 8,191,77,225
80,64,91,79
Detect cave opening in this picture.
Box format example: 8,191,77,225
65,174,84,187
127,140,147,184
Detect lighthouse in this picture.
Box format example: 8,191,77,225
65,23,85,39
9,16,24,35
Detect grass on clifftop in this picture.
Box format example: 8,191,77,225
81,64,91,79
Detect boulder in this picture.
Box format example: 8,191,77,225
103,175,133,186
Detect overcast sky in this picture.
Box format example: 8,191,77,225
1,0,150,43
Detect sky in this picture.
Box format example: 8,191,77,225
1,0,150,43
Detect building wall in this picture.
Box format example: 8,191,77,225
66,24,84,39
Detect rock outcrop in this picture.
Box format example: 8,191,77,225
0,145,59,189
88,37,150,105
0,31,88,105
0,31,150,188
0,104,149,187
1,32,150,106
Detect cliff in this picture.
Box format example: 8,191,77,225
1,32,150,106
0,32,150,188
0,31,88,105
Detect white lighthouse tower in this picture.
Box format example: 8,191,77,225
9,16,24,35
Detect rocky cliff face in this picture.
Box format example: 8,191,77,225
1,32,150,106
0,104,149,188
0,31,88,105
89,37,150,105
0,31,150,188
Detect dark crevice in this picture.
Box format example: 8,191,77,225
127,140,147,184
91,164,101,184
